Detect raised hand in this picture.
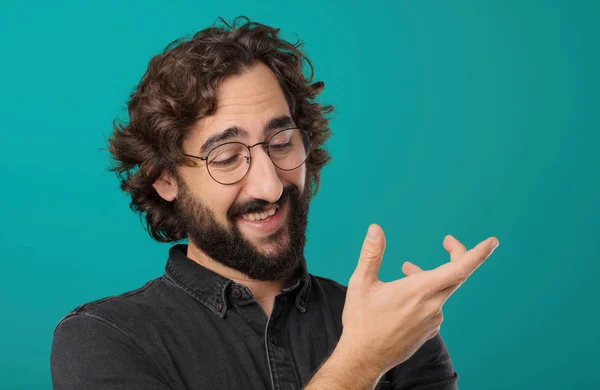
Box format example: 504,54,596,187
338,224,499,375
402,234,468,277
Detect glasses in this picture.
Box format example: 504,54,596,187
184,128,312,185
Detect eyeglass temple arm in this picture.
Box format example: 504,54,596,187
183,153,208,161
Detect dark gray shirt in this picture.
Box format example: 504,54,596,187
51,244,459,389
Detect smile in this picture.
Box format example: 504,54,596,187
236,202,287,234
239,203,280,221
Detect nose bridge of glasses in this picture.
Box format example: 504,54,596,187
247,141,270,153
246,141,271,162
242,141,280,184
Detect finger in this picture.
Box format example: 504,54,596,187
405,235,465,278
430,280,462,307
426,236,499,294
351,224,387,286
402,261,424,277
443,235,467,262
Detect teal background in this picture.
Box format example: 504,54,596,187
1,1,598,389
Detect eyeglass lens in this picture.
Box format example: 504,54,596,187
206,128,310,184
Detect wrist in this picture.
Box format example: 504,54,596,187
304,333,384,390
333,333,383,382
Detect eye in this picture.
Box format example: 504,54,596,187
270,131,293,145
270,142,293,151
208,143,247,169
211,155,242,167
269,129,295,152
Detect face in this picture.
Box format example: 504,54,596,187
164,62,311,281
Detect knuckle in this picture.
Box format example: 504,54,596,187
424,301,442,318
435,311,444,325
348,273,364,289
427,326,441,340
360,244,379,259
453,269,467,283
414,287,429,303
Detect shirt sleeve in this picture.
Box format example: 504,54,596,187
51,313,172,390
385,333,459,390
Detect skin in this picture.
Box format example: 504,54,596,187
151,60,498,388
305,226,498,389
152,62,306,317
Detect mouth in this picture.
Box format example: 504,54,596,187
235,201,287,235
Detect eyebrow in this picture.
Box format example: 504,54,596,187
198,115,295,156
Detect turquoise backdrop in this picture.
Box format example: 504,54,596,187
1,1,598,389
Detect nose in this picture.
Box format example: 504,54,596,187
242,145,283,204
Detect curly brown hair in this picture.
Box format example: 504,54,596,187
106,16,334,243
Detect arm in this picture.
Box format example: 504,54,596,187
305,225,495,389
386,333,458,390
304,333,458,390
304,335,383,390
51,314,171,390
307,225,498,390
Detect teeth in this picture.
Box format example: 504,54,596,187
240,204,280,221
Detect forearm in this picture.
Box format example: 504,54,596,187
304,336,383,390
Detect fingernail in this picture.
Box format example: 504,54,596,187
367,225,379,241
491,238,499,249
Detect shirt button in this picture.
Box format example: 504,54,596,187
232,287,242,299
215,302,223,312
299,296,307,306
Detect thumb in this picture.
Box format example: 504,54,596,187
351,224,386,286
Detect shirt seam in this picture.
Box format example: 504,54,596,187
264,316,277,390
54,279,160,333
58,311,172,387
162,272,227,318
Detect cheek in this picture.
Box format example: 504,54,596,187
278,165,306,193
181,169,241,222
204,187,241,221
297,165,307,191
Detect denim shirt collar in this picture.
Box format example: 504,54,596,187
163,244,311,318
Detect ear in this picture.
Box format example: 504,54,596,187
152,169,179,202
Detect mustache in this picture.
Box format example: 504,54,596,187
227,185,299,219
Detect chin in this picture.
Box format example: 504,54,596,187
251,228,289,255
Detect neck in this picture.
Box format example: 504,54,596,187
185,240,295,302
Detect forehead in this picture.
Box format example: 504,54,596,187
194,62,292,140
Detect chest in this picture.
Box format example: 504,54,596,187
156,296,340,389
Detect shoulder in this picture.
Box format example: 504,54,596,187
50,279,174,388
54,276,174,337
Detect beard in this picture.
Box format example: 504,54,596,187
173,178,311,281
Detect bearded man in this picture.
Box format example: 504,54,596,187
51,16,499,390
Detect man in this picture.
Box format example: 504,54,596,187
51,17,498,389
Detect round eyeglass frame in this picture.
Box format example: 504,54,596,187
183,128,313,185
